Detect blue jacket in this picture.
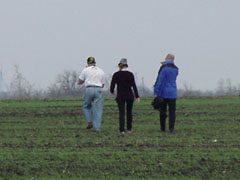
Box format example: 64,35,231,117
154,61,179,99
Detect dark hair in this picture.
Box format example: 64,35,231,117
118,63,128,70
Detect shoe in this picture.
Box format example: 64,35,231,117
160,129,166,132
86,122,93,129
93,129,101,133
127,130,133,134
120,131,125,136
170,129,175,133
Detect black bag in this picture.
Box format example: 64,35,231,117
151,96,164,110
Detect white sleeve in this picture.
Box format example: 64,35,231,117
79,69,86,81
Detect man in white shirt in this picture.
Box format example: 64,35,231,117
78,57,105,132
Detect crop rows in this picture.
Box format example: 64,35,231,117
0,97,240,180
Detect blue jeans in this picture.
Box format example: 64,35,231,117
82,87,104,130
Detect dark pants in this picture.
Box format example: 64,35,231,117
160,98,176,131
117,99,134,132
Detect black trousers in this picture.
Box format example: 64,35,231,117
160,98,176,131
117,99,134,132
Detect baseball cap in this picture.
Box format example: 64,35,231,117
87,57,96,64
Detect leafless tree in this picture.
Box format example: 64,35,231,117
46,70,84,98
225,78,233,95
215,78,239,96
9,65,34,98
103,74,113,97
178,81,194,96
216,78,225,95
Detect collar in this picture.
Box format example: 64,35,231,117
120,68,128,71
162,61,174,65
87,65,96,68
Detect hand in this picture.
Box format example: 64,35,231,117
136,98,140,103
78,79,84,85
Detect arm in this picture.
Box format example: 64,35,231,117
110,73,116,94
131,74,140,103
101,73,106,88
78,69,85,85
154,68,166,96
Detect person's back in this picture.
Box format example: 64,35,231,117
154,53,179,133
80,66,105,88
111,70,137,100
78,57,105,132
110,58,140,134
157,62,178,99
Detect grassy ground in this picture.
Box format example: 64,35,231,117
0,97,240,180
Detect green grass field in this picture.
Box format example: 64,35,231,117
0,97,240,180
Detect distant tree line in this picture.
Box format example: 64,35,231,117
1,67,240,99
178,79,240,97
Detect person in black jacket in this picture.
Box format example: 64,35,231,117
110,58,140,135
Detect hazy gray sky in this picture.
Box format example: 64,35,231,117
0,0,240,91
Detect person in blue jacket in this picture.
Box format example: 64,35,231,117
154,53,179,133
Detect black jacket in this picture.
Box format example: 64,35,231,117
110,70,139,101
